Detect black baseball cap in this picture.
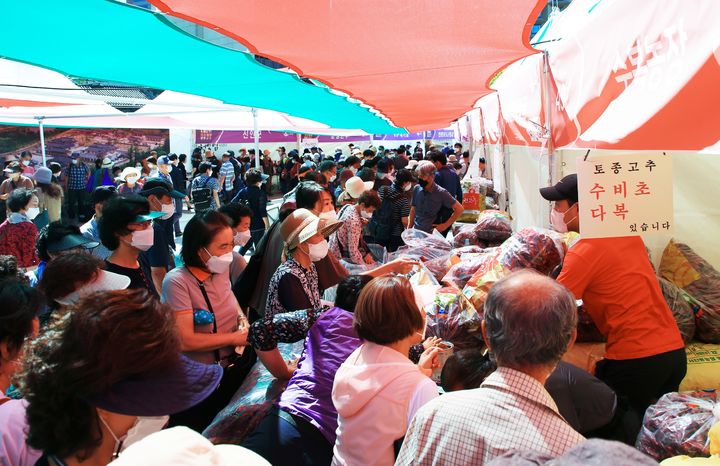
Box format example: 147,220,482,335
139,177,185,199
540,174,578,204
46,233,99,253
102,194,163,224
91,185,118,205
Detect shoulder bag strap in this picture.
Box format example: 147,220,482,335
193,274,222,363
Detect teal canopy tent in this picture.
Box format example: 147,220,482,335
0,0,402,134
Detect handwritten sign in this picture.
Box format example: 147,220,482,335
577,153,672,238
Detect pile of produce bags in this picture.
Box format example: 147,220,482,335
461,227,565,312
452,210,512,248
660,241,720,343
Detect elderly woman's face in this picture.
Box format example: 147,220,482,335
306,232,325,245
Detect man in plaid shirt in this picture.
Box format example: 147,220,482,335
397,271,584,465
66,157,89,220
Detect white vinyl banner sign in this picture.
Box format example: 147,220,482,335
577,153,673,239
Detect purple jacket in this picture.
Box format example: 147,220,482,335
278,307,361,444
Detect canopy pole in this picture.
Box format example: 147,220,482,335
37,117,47,167
542,51,556,186
252,108,261,170
296,133,301,154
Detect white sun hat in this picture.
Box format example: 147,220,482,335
55,269,131,306
112,426,270,466
345,176,374,199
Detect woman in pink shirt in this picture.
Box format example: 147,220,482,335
331,276,441,466
0,274,42,466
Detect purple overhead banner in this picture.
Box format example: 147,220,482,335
317,135,371,143
372,131,423,141
195,130,296,144
195,129,456,145
372,130,454,141
425,129,455,140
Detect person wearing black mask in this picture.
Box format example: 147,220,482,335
408,161,464,235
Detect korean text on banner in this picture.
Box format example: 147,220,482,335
577,153,673,239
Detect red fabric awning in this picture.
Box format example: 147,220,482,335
0,98,78,108
148,0,545,132
474,0,720,152
549,0,720,151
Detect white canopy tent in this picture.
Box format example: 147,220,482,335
0,59,369,168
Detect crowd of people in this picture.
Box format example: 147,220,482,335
0,141,685,466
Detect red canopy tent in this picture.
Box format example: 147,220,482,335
475,0,720,152
148,0,546,132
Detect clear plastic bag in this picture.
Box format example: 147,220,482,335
204,341,304,443
401,228,452,251
635,391,720,461
425,287,485,351
424,254,459,282
661,241,720,343
453,245,487,256
442,249,499,290
452,225,482,248
406,262,440,286
497,227,565,276
340,258,374,275
474,210,513,243
390,229,453,263
461,250,509,312
461,228,564,312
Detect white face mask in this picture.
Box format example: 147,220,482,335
349,167,358,175
122,415,169,450
307,239,329,261
129,227,154,251
234,229,251,246
319,209,337,221
205,249,233,274
360,210,373,220
551,206,577,233
126,176,137,185
329,174,337,182
26,207,40,220
22,160,30,166
403,183,412,192
99,414,168,458
160,202,175,220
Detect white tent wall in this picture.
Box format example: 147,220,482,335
169,128,194,156
560,149,720,270
505,144,552,232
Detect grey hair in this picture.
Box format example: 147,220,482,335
416,160,437,178
483,270,577,370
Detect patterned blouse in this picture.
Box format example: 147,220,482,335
329,204,367,265
265,258,321,318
